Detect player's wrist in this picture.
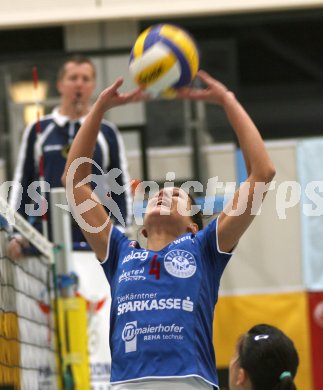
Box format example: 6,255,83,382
222,90,236,108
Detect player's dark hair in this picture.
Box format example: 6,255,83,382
238,324,299,390
57,55,96,80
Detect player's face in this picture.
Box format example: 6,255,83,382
57,61,96,105
145,187,194,226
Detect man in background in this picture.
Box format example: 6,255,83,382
9,55,132,255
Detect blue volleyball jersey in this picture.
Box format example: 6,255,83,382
102,218,232,388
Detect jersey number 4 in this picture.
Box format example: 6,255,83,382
149,255,161,280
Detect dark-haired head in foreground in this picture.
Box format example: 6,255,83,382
229,324,299,390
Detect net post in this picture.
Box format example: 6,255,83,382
50,188,91,389
50,188,73,297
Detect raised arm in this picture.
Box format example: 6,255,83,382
62,78,146,260
178,70,276,252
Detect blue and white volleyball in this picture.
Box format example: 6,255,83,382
129,24,199,97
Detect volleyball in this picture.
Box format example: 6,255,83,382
129,24,199,96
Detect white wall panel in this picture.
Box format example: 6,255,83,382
65,21,138,51
220,140,304,295
65,23,103,51
126,143,236,183
125,151,143,181
1,0,323,28
205,144,236,186
147,146,192,182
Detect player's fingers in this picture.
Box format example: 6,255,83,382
177,89,207,100
110,77,124,92
124,88,150,103
196,70,214,84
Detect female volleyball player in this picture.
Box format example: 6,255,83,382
62,70,276,390
229,324,299,390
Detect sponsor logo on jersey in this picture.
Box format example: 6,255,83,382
164,250,197,278
118,267,146,283
122,321,138,353
122,321,185,353
122,250,149,265
117,296,194,315
171,235,192,246
117,292,157,304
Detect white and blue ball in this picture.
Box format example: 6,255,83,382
129,24,199,97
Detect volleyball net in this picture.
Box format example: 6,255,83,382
0,193,92,390
0,196,59,389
